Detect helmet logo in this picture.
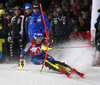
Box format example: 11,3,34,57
25,6,29,9
38,33,42,36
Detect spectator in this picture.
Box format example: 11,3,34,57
88,4,92,27
49,0,56,13
28,4,51,41
48,13,53,25
78,16,84,28
23,3,33,46
69,0,74,5
64,6,74,18
8,6,25,60
62,0,71,6
0,3,4,9
75,4,82,17
71,17,80,33
70,17,80,40
71,0,81,11
82,1,90,12
93,11,100,66
3,11,12,59
79,12,90,31
61,1,66,9
52,10,57,17
51,3,72,44
0,9,5,61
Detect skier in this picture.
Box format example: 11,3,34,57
18,31,84,78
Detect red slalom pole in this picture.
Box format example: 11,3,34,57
40,3,49,72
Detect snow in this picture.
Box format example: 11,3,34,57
0,41,100,85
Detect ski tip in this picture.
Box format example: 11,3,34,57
79,73,84,78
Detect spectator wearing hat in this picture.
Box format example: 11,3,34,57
51,3,72,44
70,17,80,40
4,11,12,39
71,17,80,33
0,9,5,38
23,3,33,46
79,12,90,32
8,6,25,60
71,0,81,11
28,4,51,41
81,1,90,12
64,6,74,18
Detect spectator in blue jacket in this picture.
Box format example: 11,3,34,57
28,4,51,41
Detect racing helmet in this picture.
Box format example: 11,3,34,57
34,31,44,41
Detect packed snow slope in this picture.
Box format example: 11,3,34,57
0,41,100,85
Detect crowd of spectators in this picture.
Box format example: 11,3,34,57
0,0,92,31
0,0,92,62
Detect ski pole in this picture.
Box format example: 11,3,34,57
52,46,91,49
11,66,18,68
40,3,49,72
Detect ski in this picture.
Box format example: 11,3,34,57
59,67,84,78
11,66,18,68
78,72,84,78
71,68,84,78
11,65,84,78
11,65,23,69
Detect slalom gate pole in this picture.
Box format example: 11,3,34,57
40,3,49,72
52,46,91,49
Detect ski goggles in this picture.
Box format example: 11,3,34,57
35,38,43,41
